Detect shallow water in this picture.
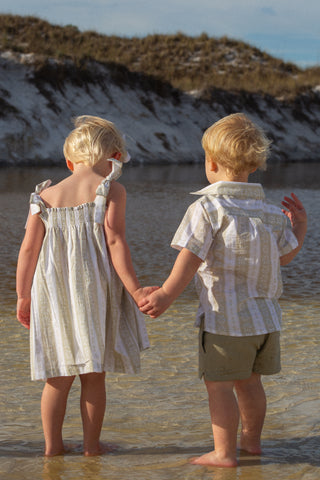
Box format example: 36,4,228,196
0,164,319,480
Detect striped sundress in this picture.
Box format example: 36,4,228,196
29,163,149,381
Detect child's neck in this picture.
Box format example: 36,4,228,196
225,172,249,183
206,160,252,184
214,171,250,183
72,160,112,178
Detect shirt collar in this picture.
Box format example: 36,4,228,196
191,181,265,200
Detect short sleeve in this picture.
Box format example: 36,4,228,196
278,217,299,256
171,199,215,261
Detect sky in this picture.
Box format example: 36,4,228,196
1,0,320,68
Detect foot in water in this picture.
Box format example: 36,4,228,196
84,442,119,457
44,443,76,457
189,450,238,468
238,433,262,455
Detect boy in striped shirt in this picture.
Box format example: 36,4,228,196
139,113,307,467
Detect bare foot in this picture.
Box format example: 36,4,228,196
84,442,118,457
44,446,66,457
44,442,77,456
238,434,262,455
44,450,64,457
189,451,238,468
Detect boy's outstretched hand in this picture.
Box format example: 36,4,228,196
281,193,307,227
280,193,307,265
138,287,172,318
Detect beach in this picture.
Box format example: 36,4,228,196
0,163,319,479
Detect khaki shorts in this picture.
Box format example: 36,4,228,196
198,324,281,382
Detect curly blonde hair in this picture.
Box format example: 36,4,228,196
201,113,271,176
63,115,127,166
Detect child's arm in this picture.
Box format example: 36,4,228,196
139,248,202,318
16,213,45,328
280,193,307,266
105,181,158,304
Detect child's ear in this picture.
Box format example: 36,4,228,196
112,152,122,160
209,160,218,172
66,159,74,172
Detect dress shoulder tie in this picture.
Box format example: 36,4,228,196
29,179,52,215
94,159,123,224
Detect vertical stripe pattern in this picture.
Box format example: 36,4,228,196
171,181,298,336
29,171,149,381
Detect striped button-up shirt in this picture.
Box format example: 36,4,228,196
171,181,298,336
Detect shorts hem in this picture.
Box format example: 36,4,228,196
253,367,281,376
199,370,253,382
199,367,281,382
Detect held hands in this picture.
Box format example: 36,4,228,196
138,249,202,318
281,193,307,228
133,286,159,307
17,297,31,329
138,287,173,318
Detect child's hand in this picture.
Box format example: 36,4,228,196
138,287,172,318
280,193,307,265
133,286,159,306
282,193,307,227
17,298,31,329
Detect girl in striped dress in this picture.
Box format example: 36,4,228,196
16,116,156,457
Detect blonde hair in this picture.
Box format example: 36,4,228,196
201,113,271,176
63,115,127,166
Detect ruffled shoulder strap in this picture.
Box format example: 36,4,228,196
29,179,52,215
94,159,123,224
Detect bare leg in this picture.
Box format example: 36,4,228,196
190,380,238,467
41,376,75,456
234,373,266,454
80,372,108,456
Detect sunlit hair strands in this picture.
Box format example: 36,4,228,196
63,115,128,166
202,113,271,176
